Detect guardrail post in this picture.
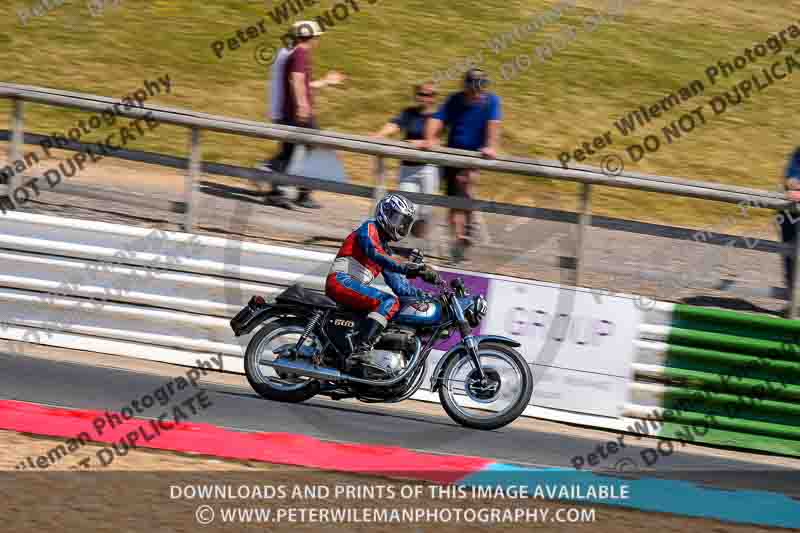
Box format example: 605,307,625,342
789,235,800,318
185,127,201,232
575,183,593,286
374,156,386,208
7,98,24,199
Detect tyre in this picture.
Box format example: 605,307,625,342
244,317,322,403
438,342,533,430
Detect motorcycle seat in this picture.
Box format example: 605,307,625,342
275,285,337,309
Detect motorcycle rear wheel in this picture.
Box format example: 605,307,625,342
244,318,322,403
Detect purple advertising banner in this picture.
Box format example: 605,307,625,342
413,268,491,351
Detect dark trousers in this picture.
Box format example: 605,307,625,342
269,117,318,198
781,213,798,290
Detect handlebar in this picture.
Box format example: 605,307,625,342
422,266,467,297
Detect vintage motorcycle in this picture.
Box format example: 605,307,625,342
230,261,533,430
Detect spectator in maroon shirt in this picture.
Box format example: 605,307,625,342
267,21,344,209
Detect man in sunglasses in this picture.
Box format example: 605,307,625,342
422,68,502,263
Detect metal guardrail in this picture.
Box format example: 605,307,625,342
2,82,798,316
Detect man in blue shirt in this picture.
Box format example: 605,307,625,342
782,148,800,300
423,68,501,262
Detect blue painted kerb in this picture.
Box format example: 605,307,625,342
457,463,800,529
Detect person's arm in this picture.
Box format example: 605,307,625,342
481,95,502,158
423,118,443,149
423,97,451,149
374,122,400,138
383,270,428,299
375,109,408,138
356,222,408,273
481,120,501,159
291,71,310,121
787,150,800,190
310,71,345,89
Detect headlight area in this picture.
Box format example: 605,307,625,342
465,295,488,328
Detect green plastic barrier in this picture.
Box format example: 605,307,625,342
636,303,800,457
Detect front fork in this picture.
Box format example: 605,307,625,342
448,293,486,381
463,335,486,381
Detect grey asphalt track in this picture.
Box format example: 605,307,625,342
1,350,798,498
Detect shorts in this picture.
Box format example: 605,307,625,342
398,164,439,219
443,167,477,199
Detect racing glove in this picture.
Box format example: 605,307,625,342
409,248,424,264
404,262,425,278
420,266,440,285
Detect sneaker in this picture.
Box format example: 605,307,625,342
294,195,321,209
265,190,293,209
450,240,466,263
256,161,274,172
465,221,480,248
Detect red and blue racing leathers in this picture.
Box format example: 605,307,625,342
325,219,427,326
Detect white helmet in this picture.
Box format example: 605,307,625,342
375,194,416,241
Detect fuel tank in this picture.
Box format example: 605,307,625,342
392,299,443,327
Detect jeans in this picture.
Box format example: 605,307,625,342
781,212,798,291
398,164,439,221
269,116,318,198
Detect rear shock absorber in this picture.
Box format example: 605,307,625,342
293,310,324,355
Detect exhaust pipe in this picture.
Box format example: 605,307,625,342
266,336,423,386
269,358,344,382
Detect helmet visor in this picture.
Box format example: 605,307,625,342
388,210,415,238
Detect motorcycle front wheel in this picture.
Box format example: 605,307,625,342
244,317,322,403
438,342,533,430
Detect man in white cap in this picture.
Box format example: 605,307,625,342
263,20,344,209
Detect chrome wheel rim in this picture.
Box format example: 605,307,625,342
251,324,321,391
442,349,525,422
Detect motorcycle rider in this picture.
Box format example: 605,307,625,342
326,194,439,361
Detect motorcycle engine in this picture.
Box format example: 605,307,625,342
357,327,414,379
359,349,406,379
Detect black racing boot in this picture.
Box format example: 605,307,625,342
347,317,386,364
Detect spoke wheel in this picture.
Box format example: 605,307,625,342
439,342,533,430
244,318,322,403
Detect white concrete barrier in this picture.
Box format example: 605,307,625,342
0,211,642,431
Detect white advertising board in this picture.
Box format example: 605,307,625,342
482,277,642,417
